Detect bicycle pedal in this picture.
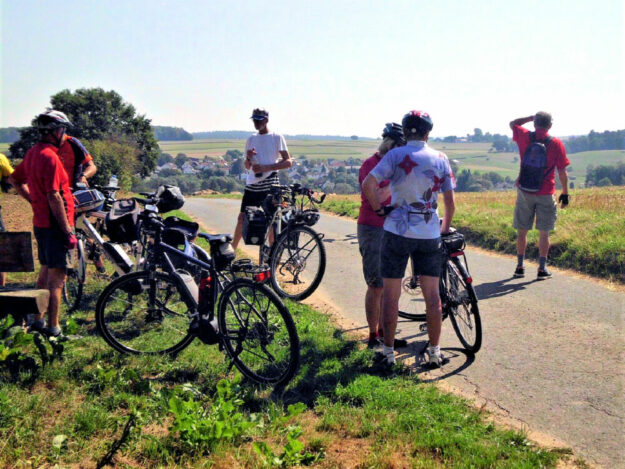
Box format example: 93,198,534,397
419,323,428,332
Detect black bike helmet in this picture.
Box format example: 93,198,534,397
36,110,73,130
401,110,433,137
382,122,406,145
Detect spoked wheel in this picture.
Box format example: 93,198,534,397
445,259,482,354
218,278,299,387
397,273,427,321
95,271,195,355
270,225,326,301
63,235,86,312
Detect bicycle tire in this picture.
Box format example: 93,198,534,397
445,259,482,353
218,278,299,387
63,235,86,312
269,225,326,301
397,273,427,321
95,270,195,355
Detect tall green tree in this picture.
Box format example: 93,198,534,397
9,88,159,177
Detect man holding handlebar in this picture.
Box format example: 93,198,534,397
10,110,77,337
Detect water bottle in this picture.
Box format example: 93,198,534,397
252,155,263,178
108,174,118,188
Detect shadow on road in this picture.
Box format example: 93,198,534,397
474,276,536,300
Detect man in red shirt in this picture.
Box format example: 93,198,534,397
358,123,407,348
510,112,570,280
10,110,78,336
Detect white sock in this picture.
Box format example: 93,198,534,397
428,345,440,355
382,345,395,363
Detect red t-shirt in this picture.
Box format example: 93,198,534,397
11,142,75,228
57,135,93,186
358,152,391,227
513,126,570,195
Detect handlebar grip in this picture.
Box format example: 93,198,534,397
139,192,155,197
135,196,157,205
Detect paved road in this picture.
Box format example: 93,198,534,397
185,197,625,468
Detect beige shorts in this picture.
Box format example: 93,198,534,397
513,188,557,231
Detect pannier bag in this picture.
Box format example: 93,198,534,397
296,209,320,226
73,189,105,213
242,207,267,245
156,185,185,213
211,237,235,270
105,198,141,243
164,216,199,240
442,232,465,253
518,132,554,192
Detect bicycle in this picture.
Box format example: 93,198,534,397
245,184,327,301
63,184,136,311
95,202,300,387
397,228,482,354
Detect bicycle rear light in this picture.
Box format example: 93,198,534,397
254,270,271,283
465,276,473,284
450,251,464,257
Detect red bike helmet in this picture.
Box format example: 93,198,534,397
402,110,433,137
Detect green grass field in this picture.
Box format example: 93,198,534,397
0,204,576,468
0,143,9,154
322,186,625,283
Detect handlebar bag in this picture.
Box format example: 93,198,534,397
242,206,267,245
73,189,105,213
105,198,141,243
155,185,185,213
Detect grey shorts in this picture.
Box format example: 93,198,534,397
381,231,442,279
513,188,558,231
357,224,384,287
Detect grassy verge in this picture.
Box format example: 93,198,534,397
321,187,625,283
0,208,575,467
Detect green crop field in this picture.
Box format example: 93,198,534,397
0,143,9,154
160,139,625,184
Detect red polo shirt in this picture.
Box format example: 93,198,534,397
358,152,391,227
11,142,75,228
513,126,570,195
57,135,93,187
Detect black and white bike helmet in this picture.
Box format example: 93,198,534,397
382,122,406,145
401,110,433,137
36,110,73,130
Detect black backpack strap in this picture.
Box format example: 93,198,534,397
529,131,536,143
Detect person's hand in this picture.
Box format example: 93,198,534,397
66,233,78,250
558,193,569,207
252,163,265,174
78,175,88,186
246,147,257,160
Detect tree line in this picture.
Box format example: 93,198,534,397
585,163,625,187
564,129,625,153
152,126,193,141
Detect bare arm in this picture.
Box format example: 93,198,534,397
252,150,292,173
80,160,97,184
362,174,382,212
8,176,31,203
440,190,455,234
509,115,535,131
47,191,73,236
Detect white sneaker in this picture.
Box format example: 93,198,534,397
426,348,447,368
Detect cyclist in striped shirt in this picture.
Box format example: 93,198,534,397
232,108,292,249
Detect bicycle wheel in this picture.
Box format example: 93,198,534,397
397,273,427,321
63,235,86,312
270,225,326,300
218,278,299,386
445,259,482,353
95,270,195,355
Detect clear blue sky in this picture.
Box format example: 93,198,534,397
1,0,623,138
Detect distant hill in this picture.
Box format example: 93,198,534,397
0,127,22,143
191,130,375,141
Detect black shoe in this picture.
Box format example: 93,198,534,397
372,352,394,373
367,336,381,349
513,266,525,278
42,326,62,338
537,269,553,280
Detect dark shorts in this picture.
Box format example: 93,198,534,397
34,227,68,269
0,206,5,232
357,224,384,288
240,188,271,213
381,231,442,279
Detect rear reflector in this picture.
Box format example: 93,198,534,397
465,277,473,284
450,251,464,257
254,271,271,282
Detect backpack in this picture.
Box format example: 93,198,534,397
518,132,555,192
